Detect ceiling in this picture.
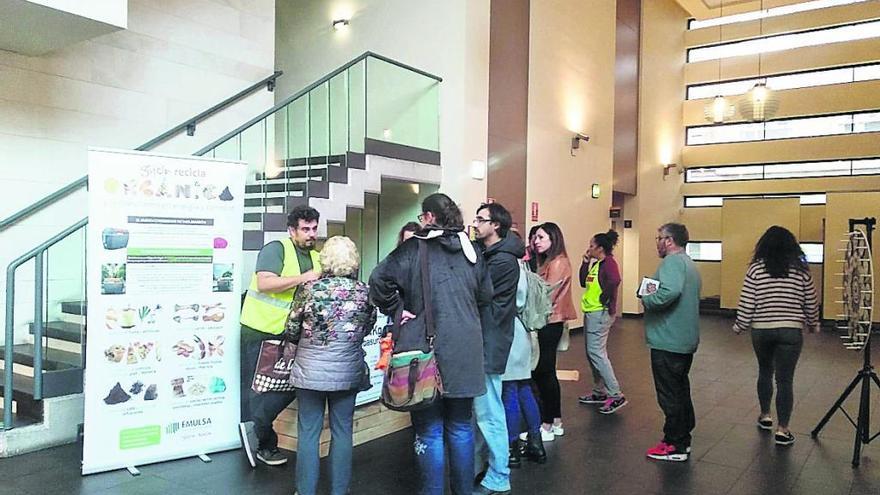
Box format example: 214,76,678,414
675,0,809,20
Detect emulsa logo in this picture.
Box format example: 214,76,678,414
166,417,213,436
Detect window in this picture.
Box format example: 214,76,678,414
684,193,827,207
687,242,722,262
686,110,880,145
687,158,880,183
801,243,824,264
687,20,880,63
688,0,869,30
687,63,880,100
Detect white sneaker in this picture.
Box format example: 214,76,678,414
238,421,257,468
552,423,564,436
519,432,528,441
541,428,555,442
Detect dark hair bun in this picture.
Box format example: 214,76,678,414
606,230,619,246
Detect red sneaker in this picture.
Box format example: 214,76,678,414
646,441,689,462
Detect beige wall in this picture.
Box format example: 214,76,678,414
622,0,689,314
275,0,490,217
525,0,617,321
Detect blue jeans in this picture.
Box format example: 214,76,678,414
410,397,475,495
295,388,357,495
473,374,510,491
502,380,541,443
584,311,621,397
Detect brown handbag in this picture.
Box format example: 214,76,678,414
251,337,297,393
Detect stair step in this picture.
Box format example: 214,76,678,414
244,197,285,207
60,300,86,316
0,406,40,428
29,321,83,344
0,344,81,370
245,183,310,194
256,168,328,181
0,371,35,397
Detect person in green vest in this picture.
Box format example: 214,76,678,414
238,205,322,468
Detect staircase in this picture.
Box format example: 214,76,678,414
1,52,442,456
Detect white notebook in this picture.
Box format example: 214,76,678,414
638,277,661,296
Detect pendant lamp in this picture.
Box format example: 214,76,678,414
738,0,780,122
703,0,735,123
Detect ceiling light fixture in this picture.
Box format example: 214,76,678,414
738,0,780,121
332,19,350,31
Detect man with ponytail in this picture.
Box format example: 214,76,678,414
577,230,626,415
370,193,494,495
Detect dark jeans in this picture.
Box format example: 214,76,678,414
410,397,475,495
532,322,563,423
502,380,541,443
650,349,695,451
241,325,297,450
296,388,357,495
751,328,803,428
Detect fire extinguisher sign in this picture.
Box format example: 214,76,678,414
531,202,539,221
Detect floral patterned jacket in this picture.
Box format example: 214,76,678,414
286,276,376,391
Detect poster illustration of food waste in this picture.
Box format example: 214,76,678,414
83,148,246,474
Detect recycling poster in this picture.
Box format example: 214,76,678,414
83,148,246,474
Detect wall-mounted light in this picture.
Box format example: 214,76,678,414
470,160,486,180
332,19,350,31
571,133,590,156
662,163,682,180
382,128,392,140
591,183,601,199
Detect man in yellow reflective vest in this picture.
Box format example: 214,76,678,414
238,205,321,467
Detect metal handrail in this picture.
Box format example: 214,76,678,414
194,51,442,156
4,218,88,429
0,71,283,232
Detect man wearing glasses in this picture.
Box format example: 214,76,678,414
640,223,701,462
470,203,525,495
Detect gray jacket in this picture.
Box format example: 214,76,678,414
286,276,377,391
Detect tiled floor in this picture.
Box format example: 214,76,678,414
2,315,878,494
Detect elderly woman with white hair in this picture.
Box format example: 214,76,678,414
286,236,376,495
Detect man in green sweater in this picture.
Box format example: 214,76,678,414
640,223,701,462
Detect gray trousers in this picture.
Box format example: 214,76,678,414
584,311,622,397
295,388,358,495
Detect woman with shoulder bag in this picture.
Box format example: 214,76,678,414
286,236,376,495
733,226,819,446
531,222,578,441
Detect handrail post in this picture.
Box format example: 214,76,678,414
33,252,44,400
4,265,15,429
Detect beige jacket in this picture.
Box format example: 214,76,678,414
539,254,578,324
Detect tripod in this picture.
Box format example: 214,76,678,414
811,217,879,467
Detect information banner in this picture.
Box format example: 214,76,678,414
83,148,246,474
356,314,389,406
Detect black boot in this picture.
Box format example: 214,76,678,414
508,440,522,468
525,431,547,464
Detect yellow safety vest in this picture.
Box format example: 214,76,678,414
581,259,604,313
240,238,321,334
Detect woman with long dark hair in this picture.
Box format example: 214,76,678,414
733,226,819,446
531,222,578,441
397,221,421,246
577,230,625,414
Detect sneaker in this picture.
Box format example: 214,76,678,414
757,416,774,431
540,427,555,442
775,431,795,446
519,432,528,441
646,441,689,462
256,447,288,466
599,396,628,415
551,423,564,436
238,421,257,468
578,392,608,404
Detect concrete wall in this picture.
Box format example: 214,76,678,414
525,0,617,323
275,0,490,217
0,0,277,343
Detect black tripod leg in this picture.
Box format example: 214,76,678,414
872,372,880,390
852,375,871,467
812,373,863,438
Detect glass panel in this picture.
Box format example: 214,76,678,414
348,60,366,154
688,20,880,62
367,57,440,151
309,82,330,159
763,160,850,179
853,112,880,133
685,196,723,207
686,242,722,261
768,67,853,91
211,134,241,162
687,122,764,145
45,226,87,367
288,97,310,160
801,243,824,263
689,0,868,29
799,194,827,205
852,158,880,175
854,64,880,82
329,71,349,157
687,78,761,100
240,118,269,180
765,114,852,140
686,165,763,182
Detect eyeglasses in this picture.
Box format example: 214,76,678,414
417,213,426,223
473,216,493,224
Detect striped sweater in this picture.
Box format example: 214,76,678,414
734,261,819,331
